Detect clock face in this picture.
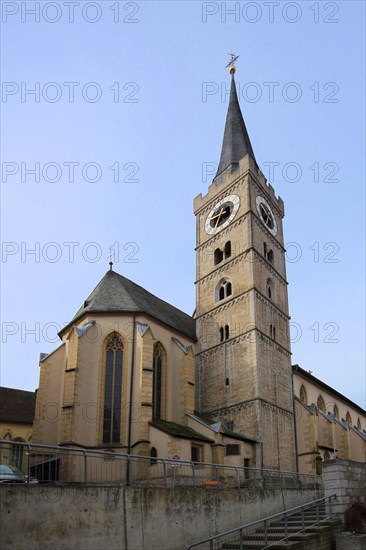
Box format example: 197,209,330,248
205,194,240,235
256,196,278,236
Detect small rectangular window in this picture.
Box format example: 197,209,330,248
225,444,240,456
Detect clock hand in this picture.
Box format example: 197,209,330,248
214,208,226,228
208,211,223,222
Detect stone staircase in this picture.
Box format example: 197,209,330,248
220,504,341,549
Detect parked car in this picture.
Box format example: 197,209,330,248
0,464,37,484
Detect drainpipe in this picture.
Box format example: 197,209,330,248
291,366,300,473
126,314,136,484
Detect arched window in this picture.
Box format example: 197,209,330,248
153,343,165,420
219,327,224,342
214,248,223,265
346,411,352,425
266,278,274,300
333,404,339,419
264,242,274,264
103,333,123,444
357,418,361,430
225,324,229,340
299,385,307,403
150,447,158,465
224,241,231,259
317,395,326,413
270,324,276,340
217,279,232,302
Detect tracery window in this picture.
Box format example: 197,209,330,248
153,343,165,420
217,279,232,302
317,395,326,413
299,385,307,403
103,333,123,444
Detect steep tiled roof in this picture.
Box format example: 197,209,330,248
62,269,196,341
0,387,36,424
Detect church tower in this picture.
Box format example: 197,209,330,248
194,66,296,471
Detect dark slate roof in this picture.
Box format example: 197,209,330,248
63,269,196,341
0,387,36,424
215,73,257,179
150,419,214,442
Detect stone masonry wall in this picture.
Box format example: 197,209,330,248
323,459,366,517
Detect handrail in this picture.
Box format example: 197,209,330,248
0,440,321,479
186,494,337,549
0,440,323,490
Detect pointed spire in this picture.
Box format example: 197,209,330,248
215,72,257,180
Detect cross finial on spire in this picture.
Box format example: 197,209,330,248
215,54,258,180
225,52,240,75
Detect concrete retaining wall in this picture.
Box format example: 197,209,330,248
0,485,322,549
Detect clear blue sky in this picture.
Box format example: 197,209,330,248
1,1,365,408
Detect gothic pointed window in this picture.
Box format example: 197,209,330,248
153,343,165,420
103,333,124,444
346,411,352,425
299,384,307,403
333,404,339,419
317,395,326,413
357,418,361,430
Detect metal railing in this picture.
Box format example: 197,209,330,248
186,494,337,549
0,440,323,490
